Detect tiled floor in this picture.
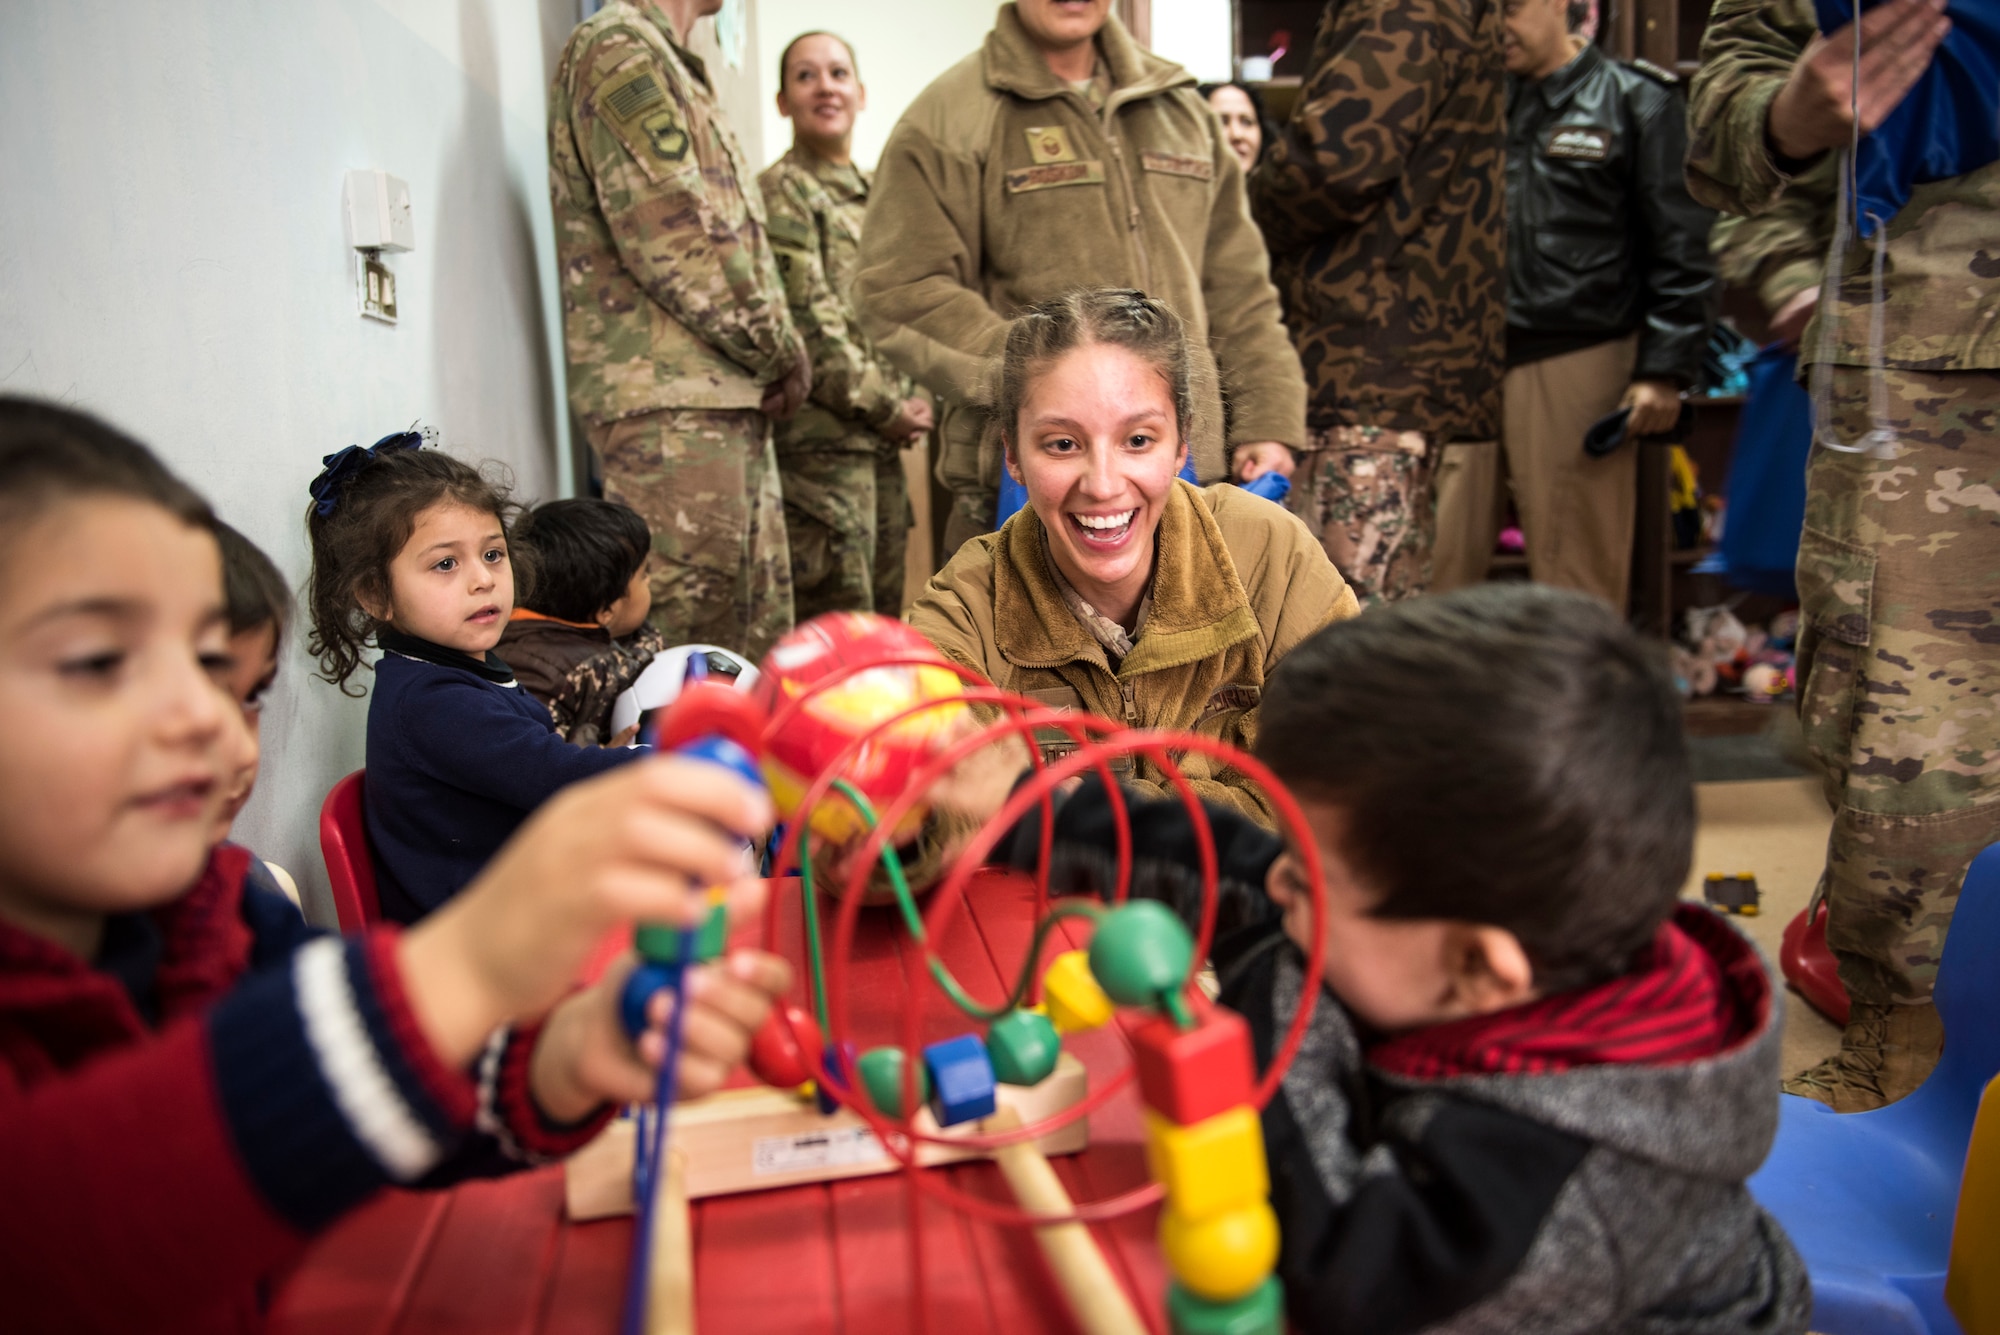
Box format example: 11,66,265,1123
1681,776,1843,1077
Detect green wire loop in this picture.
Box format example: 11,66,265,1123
795,778,1103,1031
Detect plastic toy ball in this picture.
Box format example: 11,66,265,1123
751,613,968,845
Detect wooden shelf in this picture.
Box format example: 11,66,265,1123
1684,694,1784,738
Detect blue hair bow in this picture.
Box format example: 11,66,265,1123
309,430,424,517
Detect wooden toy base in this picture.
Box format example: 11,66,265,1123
566,1053,1091,1220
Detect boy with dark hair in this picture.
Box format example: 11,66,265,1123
500,499,664,746
945,582,1808,1333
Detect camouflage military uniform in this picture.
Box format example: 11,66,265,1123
1248,0,1506,603
1690,0,2000,1017
758,147,915,618
550,1,801,658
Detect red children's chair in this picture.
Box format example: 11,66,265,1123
319,770,382,931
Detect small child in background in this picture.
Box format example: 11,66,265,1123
501,498,664,746
940,583,1809,1334
305,436,641,923
211,521,304,910
0,398,791,1330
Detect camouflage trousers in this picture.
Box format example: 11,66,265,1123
780,447,912,620
1798,365,2000,1006
590,407,794,661
1287,425,1438,604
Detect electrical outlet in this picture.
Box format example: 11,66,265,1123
358,252,398,324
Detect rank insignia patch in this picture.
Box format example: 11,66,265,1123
1025,126,1078,164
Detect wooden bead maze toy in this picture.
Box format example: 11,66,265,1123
587,613,1331,1335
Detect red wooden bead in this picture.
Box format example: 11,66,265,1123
1132,1005,1256,1126
748,1003,823,1090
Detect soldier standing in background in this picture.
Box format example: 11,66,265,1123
759,32,932,618
1690,0,1991,1111
550,0,810,660
857,0,1307,558
1249,0,1506,604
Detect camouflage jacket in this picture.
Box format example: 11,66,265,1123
497,614,664,747
1688,0,2000,369
1710,154,1834,318
550,1,802,424
757,148,914,457
1248,0,1506,441
856,5,1308,487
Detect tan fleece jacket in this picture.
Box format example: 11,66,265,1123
908,481,1358,824
854,6,1307,484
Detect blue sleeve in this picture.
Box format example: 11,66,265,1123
390,675,640,811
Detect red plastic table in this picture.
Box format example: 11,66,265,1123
268,872,1168,1335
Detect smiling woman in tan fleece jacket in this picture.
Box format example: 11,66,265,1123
908,290,1356,827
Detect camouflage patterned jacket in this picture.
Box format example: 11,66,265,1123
1248,0,1506,442
855,5,1308,486
1710,155,1833,319
1688,0,2000,369
757,148,914,457
497,613,664,747
550,1,803,424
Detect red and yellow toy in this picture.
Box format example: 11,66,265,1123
633,613,1326,1335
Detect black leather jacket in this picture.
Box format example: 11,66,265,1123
1506,45,1718,385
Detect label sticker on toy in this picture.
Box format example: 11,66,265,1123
753,1125,885,1175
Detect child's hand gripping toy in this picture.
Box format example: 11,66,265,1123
605,612,1326,1335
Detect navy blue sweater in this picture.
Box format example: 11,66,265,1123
364,631,638,922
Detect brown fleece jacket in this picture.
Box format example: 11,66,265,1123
908,481,1357,824
854,5,1306,485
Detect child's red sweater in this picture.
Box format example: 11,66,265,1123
0,844,612,1334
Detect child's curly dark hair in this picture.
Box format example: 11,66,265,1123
304,447,530,695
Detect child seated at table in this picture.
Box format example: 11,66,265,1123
0,398,790,1331
210,520,304,908
500,498,664,747
950,582,1810,1334
305,436,642,922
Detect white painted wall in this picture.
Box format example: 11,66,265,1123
0,0,582,926
755,0,1001,170
1151,0,1236,83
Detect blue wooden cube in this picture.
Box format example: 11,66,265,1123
922,1034,998,1127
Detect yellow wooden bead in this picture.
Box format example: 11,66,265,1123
1042,950,1113,1033
1160,1200,1280,1302
1144,1106,1269,1220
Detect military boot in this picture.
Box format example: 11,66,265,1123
1782,1002,1945,1112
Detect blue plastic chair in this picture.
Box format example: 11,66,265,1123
1750,841,2000,1334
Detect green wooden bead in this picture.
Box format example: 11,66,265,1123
987,1009,1061,1086
1088,900,1194,1009
856,1046,930,1118
634,900,729,965
1166,1276,1283,1335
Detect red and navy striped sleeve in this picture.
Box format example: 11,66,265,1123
0,927,611,1328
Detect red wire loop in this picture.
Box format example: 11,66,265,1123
739,649,1330,1234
